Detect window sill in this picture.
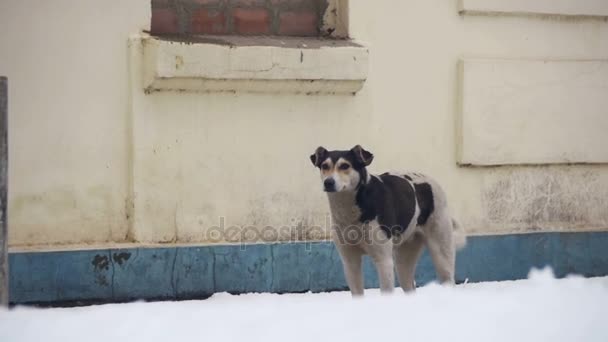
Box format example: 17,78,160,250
141,34,369,95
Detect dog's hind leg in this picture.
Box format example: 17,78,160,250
394,232,425,292
337,245,365,296
425,214,456,284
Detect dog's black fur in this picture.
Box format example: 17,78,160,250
311,147,435,238
311,145,465,295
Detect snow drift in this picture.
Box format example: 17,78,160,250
1,268,607,342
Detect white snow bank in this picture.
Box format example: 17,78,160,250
1,269,608,342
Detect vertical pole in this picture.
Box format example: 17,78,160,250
0,77,7,306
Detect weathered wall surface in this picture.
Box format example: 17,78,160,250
459,59,608,166
1,0,607,248
0,0,149,246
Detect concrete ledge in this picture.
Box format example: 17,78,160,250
459,0,608,18
141,35,369,95
9,232,608,305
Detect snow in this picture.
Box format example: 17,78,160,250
1,268,608,342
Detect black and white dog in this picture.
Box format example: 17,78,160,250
310,145,466,296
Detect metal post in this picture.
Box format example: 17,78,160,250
0,77,7,306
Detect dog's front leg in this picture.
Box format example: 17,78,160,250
372,256,395,294
337,244,364,296
365,222,395,294
367,243,395,294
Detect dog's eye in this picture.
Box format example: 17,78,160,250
321,164,330,170
339,164,350,170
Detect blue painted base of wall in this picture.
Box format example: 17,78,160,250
9,232,608,305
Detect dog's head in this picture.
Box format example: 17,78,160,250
309,145,374,193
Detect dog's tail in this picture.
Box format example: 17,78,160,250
452,218,467,250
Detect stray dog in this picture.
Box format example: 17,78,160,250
310,145,466,296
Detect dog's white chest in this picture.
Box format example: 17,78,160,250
326,192,361,227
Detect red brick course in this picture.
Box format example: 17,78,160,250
278,10,318,36
191,9,227,34
150,0,327,36
232,8,271,35
151,8,179,34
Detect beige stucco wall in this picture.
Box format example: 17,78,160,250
1,0,607,249
0,0,149,246
459,59,608,166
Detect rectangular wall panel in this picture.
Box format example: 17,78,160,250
458,59,608,166
459,0,608,18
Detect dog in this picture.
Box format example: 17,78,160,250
310,145,466,296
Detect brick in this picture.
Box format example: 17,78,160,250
151,8,179,34
191,9,227,34
278,10,318,36
232,8,271,35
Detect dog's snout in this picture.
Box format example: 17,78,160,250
324,178,336,192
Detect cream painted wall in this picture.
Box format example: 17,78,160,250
459,59,608,166
2,0,608,248
0,0,149,246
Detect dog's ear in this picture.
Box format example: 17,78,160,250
351,145,374,166
310,146,328,167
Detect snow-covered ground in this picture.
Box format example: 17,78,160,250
1,269,607,342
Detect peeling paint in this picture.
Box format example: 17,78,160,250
112,252,131,266
174,55,184,70
482,166,608,233
92,254,110,271
322,0,348,38
92,254,110,287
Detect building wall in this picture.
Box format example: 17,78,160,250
1,0,607,249
0,0,149,246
